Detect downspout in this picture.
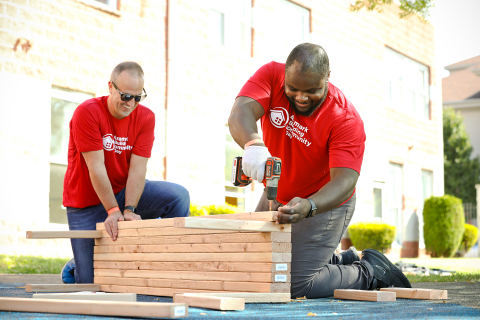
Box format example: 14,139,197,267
165,0,176,181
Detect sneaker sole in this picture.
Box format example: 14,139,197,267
362,249,411,288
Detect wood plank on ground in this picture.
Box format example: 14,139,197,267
94,276,290,292
94,269,291,282
173,294,244,311
93,242,291,254
94,261,291,273
96,218,175,231
190,211,275,221
174,218,290,233
93,252,291,263
26,231,102,239
0,297,187,318
32,292,136,302
26,284,101,292
176,292,291,303
380,288,448,300
94,232,290,246
334,289,396,302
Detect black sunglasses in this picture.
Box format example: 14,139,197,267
112,82,147,102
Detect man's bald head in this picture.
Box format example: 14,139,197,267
110,61,144,82
285,43,329,79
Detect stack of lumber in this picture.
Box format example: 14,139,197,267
93,212,292,298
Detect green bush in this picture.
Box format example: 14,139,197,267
457,224,479,256
423,195,465,257
189,203,240,216
348,222,395,253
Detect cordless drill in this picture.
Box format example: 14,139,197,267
232,156,282,211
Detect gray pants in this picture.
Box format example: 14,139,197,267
256,191,374,298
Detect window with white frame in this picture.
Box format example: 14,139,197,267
50,87,94,224
384,47,430,119
253,0,310,62
93,0,118,9
208,0,252,55
387,163,404,244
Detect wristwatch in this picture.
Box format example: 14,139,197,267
305,199,317,218
124,206,136,213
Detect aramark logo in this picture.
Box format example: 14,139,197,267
269,107,289,128
102,134,115,151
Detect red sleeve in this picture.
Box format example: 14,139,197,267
71,104,103,153
237,62,276,112
328,113,366,174
132,108,155,158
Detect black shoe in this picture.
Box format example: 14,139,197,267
361,249,411,289
342,246,360,265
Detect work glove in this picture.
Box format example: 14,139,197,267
242,146,271,183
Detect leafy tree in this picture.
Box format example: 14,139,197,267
443,107,480,203
350,0,435,21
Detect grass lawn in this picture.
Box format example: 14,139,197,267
0,254,70,274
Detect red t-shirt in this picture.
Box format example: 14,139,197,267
238,61,365,204
63,96,155,208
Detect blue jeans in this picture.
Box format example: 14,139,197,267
67,180,190,283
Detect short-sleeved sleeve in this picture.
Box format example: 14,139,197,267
71,104,103,153
328,114,366,174
237,62,276,112
132,110,155,158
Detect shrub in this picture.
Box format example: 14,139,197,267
457,224,479,257
423,195,465,257
348,222,396,253
189,203,239,216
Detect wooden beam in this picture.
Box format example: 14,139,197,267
380,288,448,300
94,232,290,246
100,227,238,238
26,231,102,239
96,218,175,231
94,261,291,273
176,292,291,303
174,218,291,232
32,292,136,302
190,211,276,221
94,242,291,254
94,269,291,282
334,289,396,302
26,284,101,292
100,284,231,297
0,297,188,318
173,294,244,311
93,252,291,263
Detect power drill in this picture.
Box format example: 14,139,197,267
232,156,282,211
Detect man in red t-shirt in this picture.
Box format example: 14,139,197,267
62,62,190,284
229,43,410,298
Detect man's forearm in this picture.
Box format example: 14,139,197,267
125,170,146,207
309,176,356,214
88,164,119,211
228,97,266,148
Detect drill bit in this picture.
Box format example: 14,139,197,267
269,200,272,212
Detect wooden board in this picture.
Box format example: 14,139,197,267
94,261,291,273
94,270,291,282
96,218,175,230
26,231,102,239
26,284,101,292
100,227,239,238
190,211,276,221
94,242,291,254
100,283,290,295
176,292,291,303
0,297,187,318
174,218,291,232
173,294,244,310
93,252,291,263
32,292,136,301
334,289,396,302
380,288,448,300
94,232,290,246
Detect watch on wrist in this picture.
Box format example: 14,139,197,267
305,199,317,218
124,206,136,213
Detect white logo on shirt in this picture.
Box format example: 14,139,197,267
102,134,115,151
286,115,312,147
269,107,289,128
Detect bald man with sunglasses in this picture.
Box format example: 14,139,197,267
62,61,190,284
